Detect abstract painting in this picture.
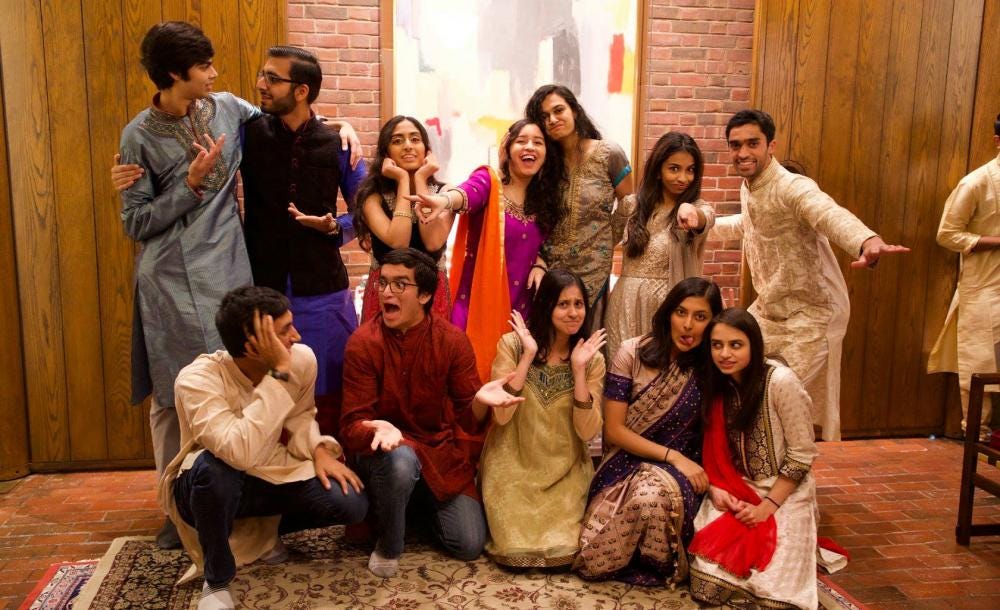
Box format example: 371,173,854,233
391,0,640,182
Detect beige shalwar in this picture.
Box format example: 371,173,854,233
711,159,876,441
928,151,1000,437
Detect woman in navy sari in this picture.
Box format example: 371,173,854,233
574,277,722,586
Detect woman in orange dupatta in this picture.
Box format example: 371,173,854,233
689,308,847,610
411,119,563,382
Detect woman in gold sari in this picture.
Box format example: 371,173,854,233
574,277,723,586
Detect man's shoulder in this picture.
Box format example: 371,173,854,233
176,350,229,386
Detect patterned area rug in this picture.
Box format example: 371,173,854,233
19,561,96,610
72,527,861,609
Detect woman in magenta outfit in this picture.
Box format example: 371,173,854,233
411,119,563,382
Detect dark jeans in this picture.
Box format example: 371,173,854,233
353,445,487,561
174,450,368,586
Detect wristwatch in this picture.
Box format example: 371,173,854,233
268,368,290,382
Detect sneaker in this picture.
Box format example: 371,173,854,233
155,518,182,550
199,581,234,610
259,538,289,565
368,549,399,578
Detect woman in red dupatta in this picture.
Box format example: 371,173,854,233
574,277,723,586
688,308,847,609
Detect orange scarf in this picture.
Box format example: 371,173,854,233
449,166,512,383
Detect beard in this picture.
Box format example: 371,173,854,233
261,91,296,116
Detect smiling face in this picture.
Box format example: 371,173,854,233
538,93,576,141
378,263,430,331
506,123,546,180
660,150,697,200
728,122,775,181
387,120,427,172
710,322,752,383
173,60,217,99
551,284,586,339
670,296,713,355
256,57,300,116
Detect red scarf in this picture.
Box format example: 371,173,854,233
687,395,776,577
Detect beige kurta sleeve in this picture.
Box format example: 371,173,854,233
283,348,342,461
936,178,984,255
490,332,522,426
710,213,744,241
788,176,877,257
573,352,606,441
612,194,638,246
175,368,297,473
768,366,819,483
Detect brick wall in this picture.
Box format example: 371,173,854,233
288,0,754,304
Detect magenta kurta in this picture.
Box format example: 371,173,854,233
450,168,547,330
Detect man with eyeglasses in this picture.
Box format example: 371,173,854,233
114,23,363,553
339,248,524,577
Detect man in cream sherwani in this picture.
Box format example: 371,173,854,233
928,114,1000,441
712,109,908,441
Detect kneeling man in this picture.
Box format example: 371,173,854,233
340,248,522,577
159,286,368,609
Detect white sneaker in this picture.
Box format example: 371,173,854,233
368,549,399,578
259,538,289,565
199,582,234,610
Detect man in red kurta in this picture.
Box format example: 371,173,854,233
340,248,521,577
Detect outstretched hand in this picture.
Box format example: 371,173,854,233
188,133,226,189
407,192,450,224
476,373,526,409
288,202,338,234
851,236,910,269
676,202,703,230
362,420,403,452
508,310,538,357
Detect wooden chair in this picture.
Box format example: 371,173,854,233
955,372,1000,545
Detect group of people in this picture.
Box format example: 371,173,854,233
110,17,1000,610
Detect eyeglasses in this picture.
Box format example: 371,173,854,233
256,70,303,87
377,278,419,294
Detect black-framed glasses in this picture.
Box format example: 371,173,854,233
377,278,419,294
257,70,303,87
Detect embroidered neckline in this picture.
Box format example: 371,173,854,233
502,193,535,223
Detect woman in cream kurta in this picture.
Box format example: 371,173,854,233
711,159,876,440
689,309,845,610
928,150,1000,438
607,132,716,359
480,271,605,568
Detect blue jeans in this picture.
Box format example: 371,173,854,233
353,445,486,560
174,451,368,586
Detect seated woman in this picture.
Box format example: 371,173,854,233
605,131,716,359
354,115,453,321
479,269,606,569
575,277,723,586
410,119,563,382
688,308,847,610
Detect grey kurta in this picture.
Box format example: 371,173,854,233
119,92,261,409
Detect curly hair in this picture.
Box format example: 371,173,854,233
499,119,564,235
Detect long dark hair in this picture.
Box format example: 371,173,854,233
527,269,590,365
524,84,601,189
352,115,441,250
702,308,769,433
637,277,722,372
624,132,704,258
500,119,564,234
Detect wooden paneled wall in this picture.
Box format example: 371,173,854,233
750,0,999,436
0,1,285,473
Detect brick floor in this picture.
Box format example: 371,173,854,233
1,439,998,609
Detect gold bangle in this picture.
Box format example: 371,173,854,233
392,208,412,218
572,397,593,410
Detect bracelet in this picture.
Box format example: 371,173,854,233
763,496,781,509
663,447,671,462
530,264,548,272
502,382,523,397
572,397,593,410
392,208,413,218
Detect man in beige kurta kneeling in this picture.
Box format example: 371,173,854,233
711,109,908,441
159,286,367,610
928,113,1000,441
